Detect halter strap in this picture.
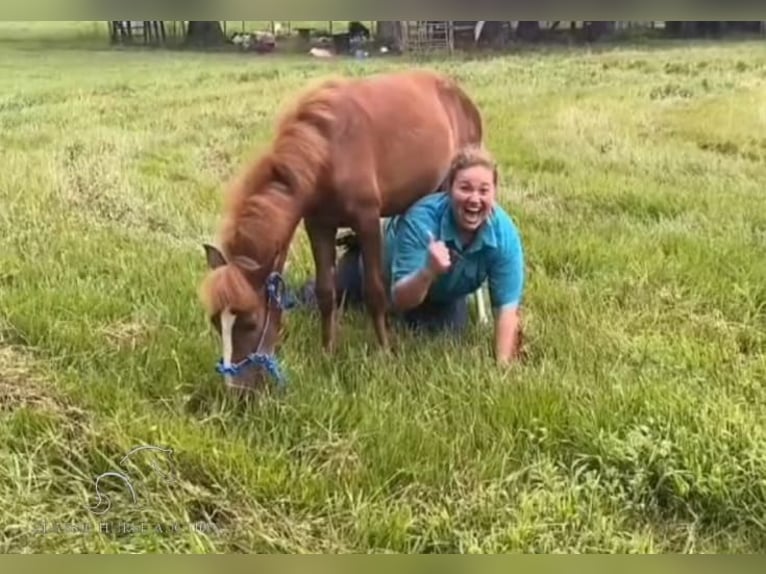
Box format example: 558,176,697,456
215,271,289,390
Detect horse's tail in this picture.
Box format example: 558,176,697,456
436,75,483,148
455,83,483,146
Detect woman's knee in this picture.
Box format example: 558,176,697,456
335,249,365,305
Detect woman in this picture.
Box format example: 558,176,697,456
303,145,526,365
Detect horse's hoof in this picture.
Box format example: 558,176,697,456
380,339,399,357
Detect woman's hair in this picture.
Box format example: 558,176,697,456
446,145,499,190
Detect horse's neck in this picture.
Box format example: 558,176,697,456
233,190,303,268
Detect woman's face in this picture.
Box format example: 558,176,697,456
450,164,496,236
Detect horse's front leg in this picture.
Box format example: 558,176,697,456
304,217,338,353
354,213,390,351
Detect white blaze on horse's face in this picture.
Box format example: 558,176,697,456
220,307,236,387
217,304,279,391
202,243,285,391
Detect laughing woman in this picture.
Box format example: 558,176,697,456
304,145,527,365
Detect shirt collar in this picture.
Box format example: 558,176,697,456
440,202,498,254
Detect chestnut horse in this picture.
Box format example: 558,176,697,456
199,69,483,391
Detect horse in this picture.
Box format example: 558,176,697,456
199,69,483,391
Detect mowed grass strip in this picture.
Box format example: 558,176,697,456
1,32,766,552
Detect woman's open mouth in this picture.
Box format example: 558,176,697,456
462,205,484,226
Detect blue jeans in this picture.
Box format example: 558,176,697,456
297,243,469,335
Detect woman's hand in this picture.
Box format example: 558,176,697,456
426,231,452,276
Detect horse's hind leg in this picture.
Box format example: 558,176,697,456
354,213,390,350
305,217,338,353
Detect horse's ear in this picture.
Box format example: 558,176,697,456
203,243,227,270
281,250,290,273
231,255,262,274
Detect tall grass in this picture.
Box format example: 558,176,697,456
1,26,766,552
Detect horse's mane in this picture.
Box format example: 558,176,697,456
201,76,349,317
200,262,260,316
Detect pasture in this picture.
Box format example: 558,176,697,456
1,25,766,553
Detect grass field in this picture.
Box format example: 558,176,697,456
1,24,766,553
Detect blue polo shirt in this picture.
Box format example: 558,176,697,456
384,192,525,311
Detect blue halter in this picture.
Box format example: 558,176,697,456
215,271,290,390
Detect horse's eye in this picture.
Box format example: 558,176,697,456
236,315,259,331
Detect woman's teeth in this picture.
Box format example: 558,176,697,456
463,208,481,224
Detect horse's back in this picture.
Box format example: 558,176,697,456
330,70,483,215
347,69,478,130
276,69,484,220
282,69,480,153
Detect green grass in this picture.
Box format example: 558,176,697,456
2,25,766,553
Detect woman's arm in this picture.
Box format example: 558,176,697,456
494,305,521,365
391,266,436,311
390,230,452,312
487,218,526,365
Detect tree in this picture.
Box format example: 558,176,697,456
582,21,615,42
516,21,541,41
376,21,404,52
185,21,226,47
476,21,510,48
